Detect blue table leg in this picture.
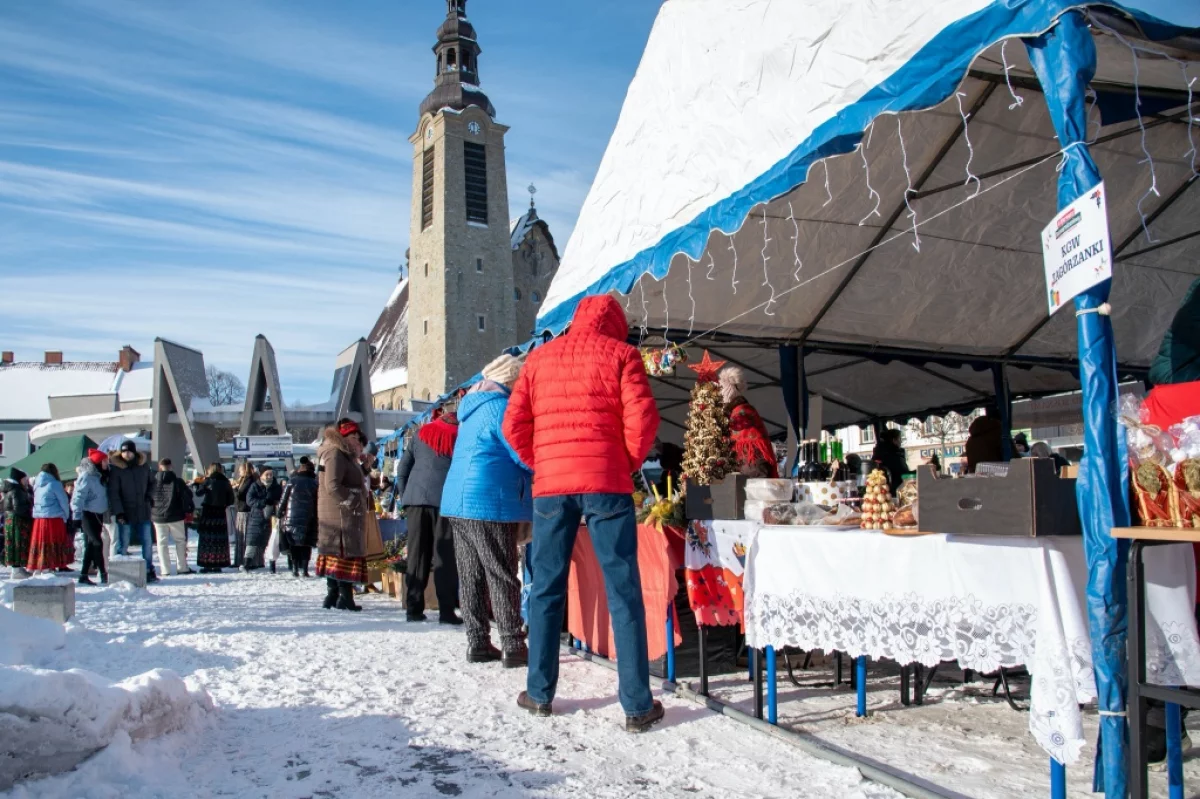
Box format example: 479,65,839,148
765,645,777,725
855,656,867,718
1167,702,1184,799
1050,759,1065,799
665,609,676,683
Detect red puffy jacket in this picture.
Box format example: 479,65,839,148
503,295,660,497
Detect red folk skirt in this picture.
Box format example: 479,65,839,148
316,553,368,584
27,517,73,571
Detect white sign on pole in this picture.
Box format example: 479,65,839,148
232,434,293,460
1041,181,1112,315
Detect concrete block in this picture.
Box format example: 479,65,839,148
13,580,75,624
108,556,147,588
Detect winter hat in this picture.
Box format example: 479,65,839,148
718,366,746,404
9,467,26,483
87,448,108,466
481,354,523,388
120,440,138,454
338,420,361,439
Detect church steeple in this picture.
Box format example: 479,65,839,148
419,0,496,120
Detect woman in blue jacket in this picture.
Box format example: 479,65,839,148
28,463,73,573
72,449,110,585
441,354,531,667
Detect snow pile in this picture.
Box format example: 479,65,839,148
0,666,212,791
0,607,65,666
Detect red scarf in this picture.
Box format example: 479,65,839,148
418,418,458,458
727,398,778,478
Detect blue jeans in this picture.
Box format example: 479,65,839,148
117,521,157,577
527,493,653,716
520,543,533,623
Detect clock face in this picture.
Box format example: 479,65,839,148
467,121,481,136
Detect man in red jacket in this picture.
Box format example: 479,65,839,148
503,294,664,732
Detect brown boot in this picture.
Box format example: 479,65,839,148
625,701,665,733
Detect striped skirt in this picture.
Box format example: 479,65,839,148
27,517,73,571
316,553,368,584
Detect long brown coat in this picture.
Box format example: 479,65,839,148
317,427,368,559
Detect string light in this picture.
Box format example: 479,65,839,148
956,91,981,198
760,206,776,315
1000,40,1025,110
662,274,670,339
858,120,882,225
821,159,834,207
728,235,739,294
687,256,696,336
705,251,716,281
789,200,802,281
638,279,648,343
1183,73,1198,178
896,115,921,252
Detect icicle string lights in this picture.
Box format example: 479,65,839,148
789,200,802,281
956,91,982,198
662,275,670,339
706,251,716,281
760,206,776,316
687,256,696,336
858,121,882,225
821,160,834,207
896,115,921,252
728,236,739,294
1000,40,1025,111
638,280,648,344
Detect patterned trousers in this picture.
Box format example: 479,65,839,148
449,519,525,653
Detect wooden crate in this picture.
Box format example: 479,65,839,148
918,460,1081,537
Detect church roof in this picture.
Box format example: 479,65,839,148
509,209,560,261
368,278,408,393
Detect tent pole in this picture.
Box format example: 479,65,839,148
992,364,1013,461
1025,14,1132,798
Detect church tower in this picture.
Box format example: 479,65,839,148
407,0,516,402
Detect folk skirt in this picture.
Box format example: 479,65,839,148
196,506,232,568
27,517,73,571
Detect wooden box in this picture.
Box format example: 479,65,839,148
686,474,747,521
917,459,1081,537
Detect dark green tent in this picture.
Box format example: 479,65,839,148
1149,277,1200,387
0,435,98,483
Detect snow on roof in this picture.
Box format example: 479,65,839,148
510,211,536,251
368,279,409,384
0,362,119,422
112,362,155,403
384,279,407,310
372,367,408,394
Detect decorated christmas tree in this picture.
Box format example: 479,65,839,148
682,351,735,485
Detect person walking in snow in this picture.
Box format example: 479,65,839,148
231,462,258,567
72,449,110,585
108,440,158,583
396,406,461,624
28,463,73,573
503,294,665,732
243,468,282,571
2,468,34,577
150,458,194,576
193,463,236,572
278,459,318,578
441,354,531,666
316,419,370,611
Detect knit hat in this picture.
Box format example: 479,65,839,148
718,366,746,403
87,448,108,466
338,420,361,439
119,440,138,454
481,354,523,388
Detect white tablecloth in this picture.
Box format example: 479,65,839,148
743,526,1200,764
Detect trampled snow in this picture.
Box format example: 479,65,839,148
1,569,900,798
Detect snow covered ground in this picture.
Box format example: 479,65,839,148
2,566,900,799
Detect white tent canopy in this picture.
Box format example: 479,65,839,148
540,0,1200,435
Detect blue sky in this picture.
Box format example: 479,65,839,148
0,0,659,401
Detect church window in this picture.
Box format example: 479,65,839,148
475,258,483,273
477,314,486,332
424,263,429,277
531,257,538,277
421,146,435,230
514,288,521,301
531,290,541,304
446,48,457,71
423,319,429,335
464,142,488,224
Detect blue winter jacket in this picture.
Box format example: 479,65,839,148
440,386,533,523
32,471,71,521
71,459,109,519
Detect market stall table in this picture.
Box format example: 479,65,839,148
743,526,1200,773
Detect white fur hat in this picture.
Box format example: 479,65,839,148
481,353,523,387
718,365,746,394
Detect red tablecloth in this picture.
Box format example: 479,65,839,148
567,524,683,661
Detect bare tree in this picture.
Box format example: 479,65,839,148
206,365,246,407
906,411,973,456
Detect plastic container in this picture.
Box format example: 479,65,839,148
745,478,794,502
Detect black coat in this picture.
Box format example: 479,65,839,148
149,470,191,524
245,480,283,548
195,473,236,511
107,452,153,524
278,472,318,548
1,478,32,519
396,435,453,509
234,479,254,513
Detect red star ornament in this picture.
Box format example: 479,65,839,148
687,350,726,383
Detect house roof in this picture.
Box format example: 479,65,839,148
113,362,155,403
368,279,409,392
0,362,120,422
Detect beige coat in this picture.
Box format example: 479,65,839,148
316,428,367,559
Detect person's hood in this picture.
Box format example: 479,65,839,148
321,426,353,456
108,450,147,469
77,458,99,479
458,386,510,423
156,470,177,485
570,295,628,341
33,471,59,490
